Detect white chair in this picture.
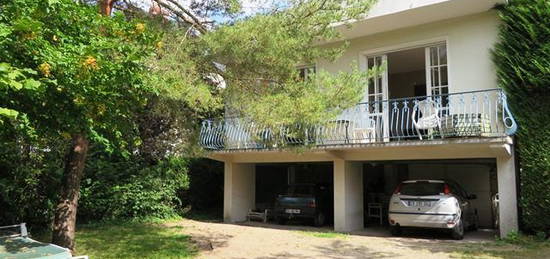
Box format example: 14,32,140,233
247,209,269,223
352,117,376,143
412,99,442,140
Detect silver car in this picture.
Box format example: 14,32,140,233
388,179,479,239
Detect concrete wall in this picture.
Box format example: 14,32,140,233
334,160,364,232
497,153,518,237
224,162,255,222
318,11,500,96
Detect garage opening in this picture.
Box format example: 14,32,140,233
255,162,334,227
363,159,498,233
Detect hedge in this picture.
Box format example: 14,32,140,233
494,0,550,234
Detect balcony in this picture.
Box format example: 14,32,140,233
199,89,517,151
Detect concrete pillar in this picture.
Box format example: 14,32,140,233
496,152,518,237
333,159,364,232
224,162,255,223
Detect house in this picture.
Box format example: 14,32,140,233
199,0,519,237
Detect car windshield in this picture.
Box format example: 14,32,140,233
285,185,314,197
400,182,444,196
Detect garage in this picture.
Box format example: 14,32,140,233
222,143,517,238
363,159,498,235
255,163,334,226
251,159,498,235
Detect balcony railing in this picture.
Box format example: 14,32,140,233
200,89,517,151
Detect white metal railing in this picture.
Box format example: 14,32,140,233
200,89,517,150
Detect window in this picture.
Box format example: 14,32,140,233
366,56,386,113
400,182,445,196
426,44,448,97
285,185,314,197
297,65,316,81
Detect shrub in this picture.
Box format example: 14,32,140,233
182,158,224,212
0,126,65,229
494,0,550,234
79,155,190,222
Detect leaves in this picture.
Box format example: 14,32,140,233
494,0,550,234
197,0,377,128
0,0,160,151
0,107,19,120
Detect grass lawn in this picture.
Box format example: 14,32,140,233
35,221,197,259
31,219,550,259
451,235,550,259
296,230,349,239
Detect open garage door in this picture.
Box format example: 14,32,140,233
363,159,497,230
255,163,334,226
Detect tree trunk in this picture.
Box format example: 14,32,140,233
99,0,117,16
52,134,89,252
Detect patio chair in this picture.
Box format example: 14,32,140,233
352,116,377,143
412,99,442,140
247,209,270,223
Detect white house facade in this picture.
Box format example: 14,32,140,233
199,0,519,237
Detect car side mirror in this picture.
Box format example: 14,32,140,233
468,194,477,200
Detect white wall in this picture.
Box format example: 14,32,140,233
334,160,364,232
365,0,452,19
318,11,500,97
224,162,256,222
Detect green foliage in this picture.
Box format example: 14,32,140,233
183,158,224,211
151,0,378,138
0,133,66,228
79,155,190,222
0,0,379,232
0,138,192,227
493,0,550,234
0,0,159,152
0,62,41,121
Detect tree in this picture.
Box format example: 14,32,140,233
0,0,158,251
1,0,378,251
143,0,378,148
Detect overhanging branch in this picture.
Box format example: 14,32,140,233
152,0,208,34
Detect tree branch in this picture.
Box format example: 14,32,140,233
152,0,208,34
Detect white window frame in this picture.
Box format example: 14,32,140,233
358,37,451,97
297,64,316,81
425,44,449,97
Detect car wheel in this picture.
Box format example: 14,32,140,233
314,213,325,227
451,219,464,240
390,225,402,236
276,216,287,225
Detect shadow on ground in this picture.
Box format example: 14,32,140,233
235,221,500,258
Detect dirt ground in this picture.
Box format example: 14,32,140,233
167,219,498,259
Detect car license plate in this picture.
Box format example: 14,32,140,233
285,209,300,214
408,201,431,207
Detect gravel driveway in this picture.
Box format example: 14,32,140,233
168,219,496,259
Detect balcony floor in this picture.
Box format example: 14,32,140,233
207,136,513,164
